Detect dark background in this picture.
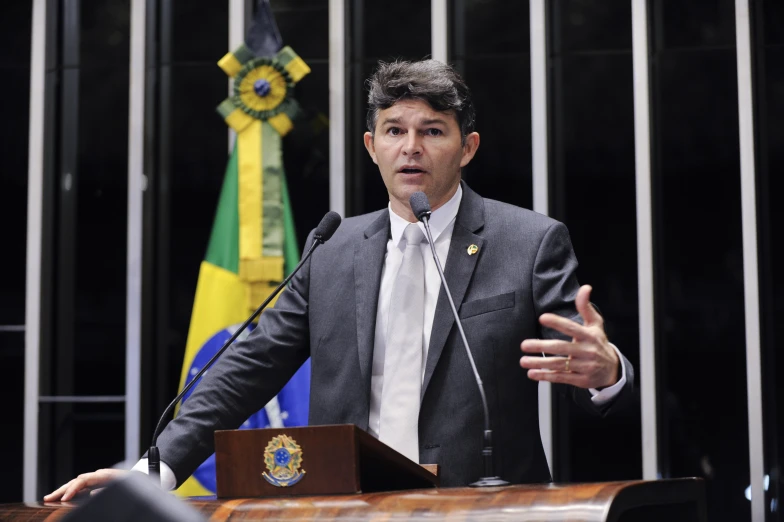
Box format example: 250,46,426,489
0,1,781,521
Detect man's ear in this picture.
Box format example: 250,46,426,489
459,132,480,168
363,132,378,165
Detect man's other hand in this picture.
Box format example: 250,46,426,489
519,285,620,389
43,468,127,502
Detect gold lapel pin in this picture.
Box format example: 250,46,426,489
467,244,479,255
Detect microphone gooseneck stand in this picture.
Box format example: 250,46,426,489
147,211,342,485
409,192,509,488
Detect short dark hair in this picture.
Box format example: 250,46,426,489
366,59,476,140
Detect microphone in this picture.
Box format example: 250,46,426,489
409,191,432,221
313,210,341,242
147,211,342,484
409,192,509,488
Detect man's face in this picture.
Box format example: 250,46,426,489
363,98,480,220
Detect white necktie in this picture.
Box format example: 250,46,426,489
378,223,426,462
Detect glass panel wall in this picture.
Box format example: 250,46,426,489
4,0,777,505
548,0,642,482
0,0,32,504
650,2,750,520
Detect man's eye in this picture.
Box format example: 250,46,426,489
388,127,401,136
425,128,443,136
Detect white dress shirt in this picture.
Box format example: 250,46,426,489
367,186,463,438
136,184,625,488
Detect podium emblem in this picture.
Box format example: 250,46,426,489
262,434,306,487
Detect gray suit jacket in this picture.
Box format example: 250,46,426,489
157,182,634,488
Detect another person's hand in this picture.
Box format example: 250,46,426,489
520,285,620,389
43,468,128,502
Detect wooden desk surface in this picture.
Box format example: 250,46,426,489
0,479,704,521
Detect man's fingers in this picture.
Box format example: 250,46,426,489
523,286,614,390
520,339,578,356
43,483,71,502
61,484,80,502
45,479,80,502
46,478,88,502
62,477,90,501
520,355,575,372
575,285,603,327
45,469,124,502
538,313,591,341
526,369,588,387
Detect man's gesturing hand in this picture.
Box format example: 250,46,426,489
43,468,127,502
520,285,620,389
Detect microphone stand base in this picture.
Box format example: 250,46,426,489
470,476,511,487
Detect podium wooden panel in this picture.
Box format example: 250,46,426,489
214,424,439,497
0,479,706,521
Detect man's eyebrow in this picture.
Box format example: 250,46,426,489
379,117,449,126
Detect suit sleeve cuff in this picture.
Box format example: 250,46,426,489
588,343,627,406
132,458,177,491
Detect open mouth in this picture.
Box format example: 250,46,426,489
399,167,426,174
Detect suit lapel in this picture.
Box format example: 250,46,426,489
422,184,485,398
354,211,390,394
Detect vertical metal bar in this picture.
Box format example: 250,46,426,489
229,0,245,52
125,0,146,464
530,0,548,217
631,0,658,481
329,0,346,216
24,0,47,503
530,0,552,474
734,1,764,519
228,0,245,152
431,0,447,63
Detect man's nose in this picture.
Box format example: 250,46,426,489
402,133,423,156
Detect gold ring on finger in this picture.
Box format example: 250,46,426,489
564,356,571,372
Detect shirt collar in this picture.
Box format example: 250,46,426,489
388,184,462,247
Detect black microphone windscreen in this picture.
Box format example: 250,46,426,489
314,211,342,242
409,192,431,220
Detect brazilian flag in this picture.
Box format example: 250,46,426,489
174,146,309,497
174,0,311,497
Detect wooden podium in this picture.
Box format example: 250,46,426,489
0,425,707,521
214,424,439,497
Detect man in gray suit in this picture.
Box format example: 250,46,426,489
47,59,632,500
